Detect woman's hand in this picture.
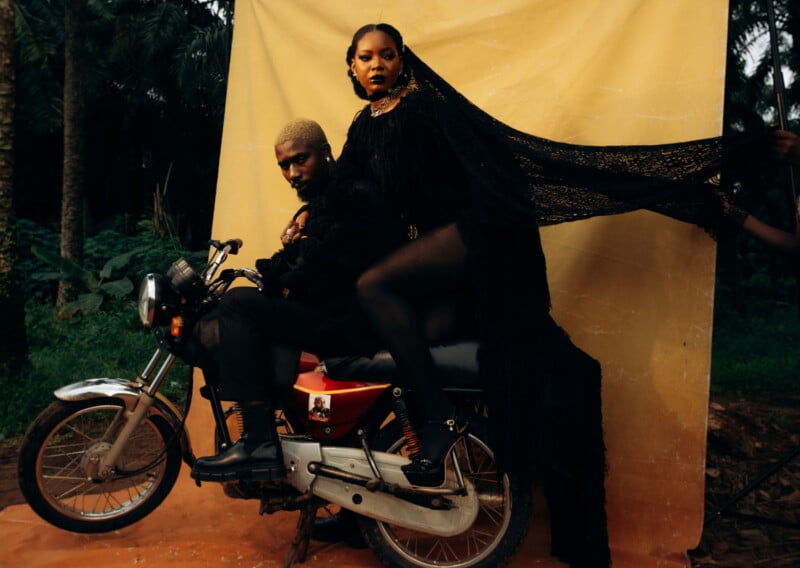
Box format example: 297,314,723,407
280,210,310,245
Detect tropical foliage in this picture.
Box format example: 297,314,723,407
724,0,798,238
0,0,26,378
714,0,800,392
0,1,798,436
14,0,232,247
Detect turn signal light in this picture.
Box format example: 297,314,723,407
170,316,184,338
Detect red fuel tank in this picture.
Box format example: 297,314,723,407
290,365,390,440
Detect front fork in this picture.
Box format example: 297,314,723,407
93,348,178,479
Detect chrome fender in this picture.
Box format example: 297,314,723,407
282,439,479,537
54,378,194,463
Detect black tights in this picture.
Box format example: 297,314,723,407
356,222,470,422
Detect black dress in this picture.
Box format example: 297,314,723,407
331,49,762,567
336,86,595,464
333,87,609,565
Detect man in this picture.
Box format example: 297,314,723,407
274,118,334,245
190,118,337,482
274,119,366,547
190,118,369,546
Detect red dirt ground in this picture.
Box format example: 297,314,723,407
3,392,800,567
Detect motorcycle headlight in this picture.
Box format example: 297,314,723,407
138,273,160,328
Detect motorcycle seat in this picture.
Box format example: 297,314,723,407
321,340,481,388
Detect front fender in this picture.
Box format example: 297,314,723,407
54,378,195,465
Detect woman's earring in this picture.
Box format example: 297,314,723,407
351,71,357,78
325,156,332,163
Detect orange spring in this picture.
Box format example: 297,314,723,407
395,403,421,456
401,422,422,456
230,404,244,439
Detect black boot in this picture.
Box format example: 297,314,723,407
191,402,286,482
401,418,465,487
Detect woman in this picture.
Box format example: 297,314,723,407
331,23,609,567
332,23,762,568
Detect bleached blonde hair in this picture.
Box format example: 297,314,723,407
274,118,329,148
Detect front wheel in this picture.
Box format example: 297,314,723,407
360,417,533,568
18,398,183,533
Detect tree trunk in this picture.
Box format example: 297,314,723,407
0,0,28,374
58,0,86,307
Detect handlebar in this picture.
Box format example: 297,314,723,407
209,239,243,255
202,239,245,284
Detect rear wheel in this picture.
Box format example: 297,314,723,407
18,398,183,533
359,417,532,568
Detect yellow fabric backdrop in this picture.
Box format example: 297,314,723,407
209,2,728,566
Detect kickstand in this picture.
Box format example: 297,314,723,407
283,502,318,567
704,444,800,527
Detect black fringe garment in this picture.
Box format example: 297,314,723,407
331,47,763,567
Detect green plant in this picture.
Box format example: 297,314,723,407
31,245,141,315
711,301,800,393
0,300,191,439
1,219,204,438
17,217,208,314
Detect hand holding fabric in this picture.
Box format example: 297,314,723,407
771,130,800,166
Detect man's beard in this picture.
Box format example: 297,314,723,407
297,177,326,202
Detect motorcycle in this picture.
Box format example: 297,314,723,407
18,238,532,568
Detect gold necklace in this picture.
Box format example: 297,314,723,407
370,86,402,117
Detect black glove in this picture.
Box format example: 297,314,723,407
255,257,272,277
255,257,286,295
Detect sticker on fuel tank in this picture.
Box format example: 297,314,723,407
308,394,331,422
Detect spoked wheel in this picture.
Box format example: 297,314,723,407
18,398,183,533
359,418,532,568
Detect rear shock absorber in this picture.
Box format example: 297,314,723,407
392,387,421,456
229,403,244,441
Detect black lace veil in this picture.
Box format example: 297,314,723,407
402,47,763,232
389,47,764,479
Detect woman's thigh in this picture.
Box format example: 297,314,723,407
359,222,469,298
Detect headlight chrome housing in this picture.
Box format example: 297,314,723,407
138,273,160,328
138,264,201,330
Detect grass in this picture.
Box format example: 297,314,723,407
0,219,200,440
711,298,800,393
0,300,191,440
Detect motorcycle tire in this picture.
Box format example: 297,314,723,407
18,397,183,533
358,416,533,568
